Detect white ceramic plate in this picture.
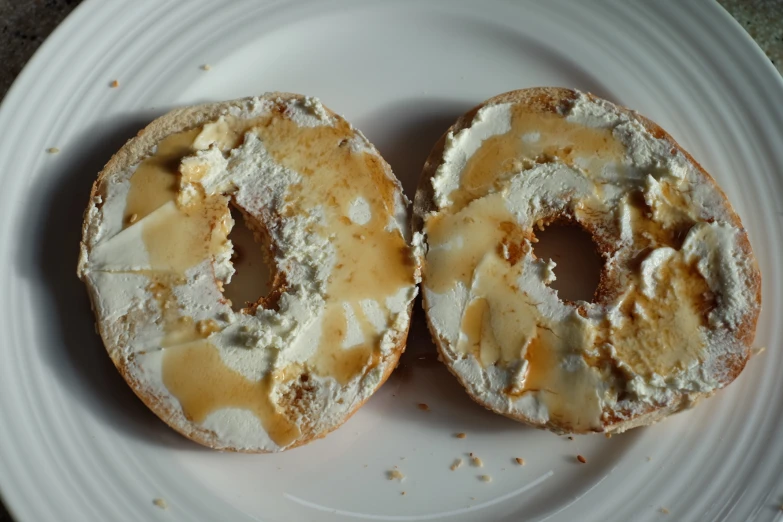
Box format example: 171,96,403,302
1,1,782,520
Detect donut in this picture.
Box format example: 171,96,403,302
413,88,761,434
78,93,420,452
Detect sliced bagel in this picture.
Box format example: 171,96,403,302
78,93,420,452
414,87,761,434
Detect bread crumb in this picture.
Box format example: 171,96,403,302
515,457,525,465
401,491,406,496
46,147,60,154
152,498,167,510
417,403,430,411
567,436,574,440
660,507,670,514
450,458,463,471
455,432,466,439
110,79,119,88
605,432,612,439
201,64,211,71
471,456,483,467
577,454,587,464
388,469,404,481
479,475,492,483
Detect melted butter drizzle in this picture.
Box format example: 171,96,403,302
448,107,625,213
252,115,413,384
162,341,299,447
425,102,711,430
121,105,413,445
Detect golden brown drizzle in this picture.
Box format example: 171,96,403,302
457,298,491,362
625,191,693,250
453,249,603,431
509,318,602,431
251,115,414,381
311,303,382,385
609,256,710,377
123,129,201,225
142,194,232,273
425,194,531,293
449,107,625,212
161,341,300,446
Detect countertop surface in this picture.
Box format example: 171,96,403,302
0,0,781,520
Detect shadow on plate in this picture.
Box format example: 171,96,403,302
23,109,207,451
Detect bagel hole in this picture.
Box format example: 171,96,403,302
533,222,602,303
223,206,274,312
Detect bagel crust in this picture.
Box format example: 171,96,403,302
414,88,761,434
78,94,420,452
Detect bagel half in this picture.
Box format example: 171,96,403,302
414,87,761,434
78,93,420,452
